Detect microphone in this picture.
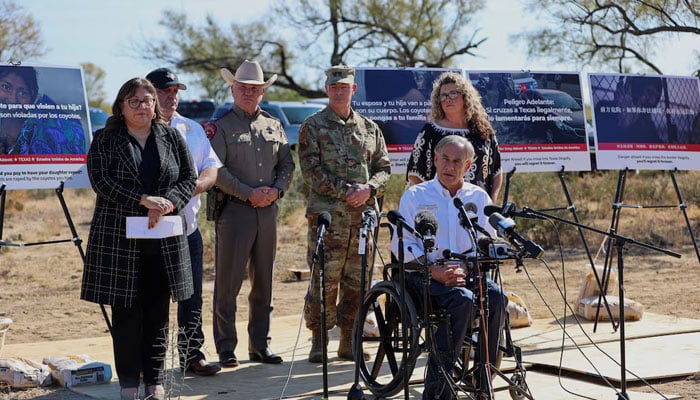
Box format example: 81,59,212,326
477,235,510,259
317,211,331,235
477,235,493,255
488,212,544,259
313,212,332,261
453,198,491,237
358,209,377,255
316,211,331,242
442,249,472,262
387,210,422,239
484,203,544,220
414,211,438,251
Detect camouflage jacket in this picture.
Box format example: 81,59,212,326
298,106,391,214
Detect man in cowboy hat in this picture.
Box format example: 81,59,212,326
146,67,223,377
207,60,295,366
298,65,390,362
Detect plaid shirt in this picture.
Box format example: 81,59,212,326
81,123,197,307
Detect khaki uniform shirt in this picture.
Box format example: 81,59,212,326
298,106,391,214
208,105,295,200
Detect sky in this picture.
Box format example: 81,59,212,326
18,0,699,102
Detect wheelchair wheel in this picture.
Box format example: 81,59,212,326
353,281,420,398
508,373,528,400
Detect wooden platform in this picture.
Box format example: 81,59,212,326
2,312,696,399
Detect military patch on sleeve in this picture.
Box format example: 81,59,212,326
205,123,217,140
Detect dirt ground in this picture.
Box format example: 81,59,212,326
1,192,699,399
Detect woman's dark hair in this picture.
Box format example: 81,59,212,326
103,77,165,134
0,66,39,102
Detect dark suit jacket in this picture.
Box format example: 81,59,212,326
81,123,197,307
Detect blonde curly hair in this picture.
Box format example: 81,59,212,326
428,72,494,139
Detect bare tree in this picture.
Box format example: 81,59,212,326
0,0,46,63
135,0,488,100
81,62,109,110
519,0,700,76
276,0,486,68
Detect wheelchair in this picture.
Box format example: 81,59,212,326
351,223,532,400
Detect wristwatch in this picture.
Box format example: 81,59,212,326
369,185,377,197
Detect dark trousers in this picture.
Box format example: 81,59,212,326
177,228,205,367
405,273,507,400
111,250,170,388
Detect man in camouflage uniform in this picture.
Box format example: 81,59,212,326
207,60,295,367
298,65,391,362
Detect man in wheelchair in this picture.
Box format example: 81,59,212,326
391,135,508,399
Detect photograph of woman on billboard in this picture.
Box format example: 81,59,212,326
0,65,86,155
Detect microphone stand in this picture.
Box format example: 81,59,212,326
519,207,681,399
460,212,495,399
395,223,410,400
348,212,375,400
312,230,329,399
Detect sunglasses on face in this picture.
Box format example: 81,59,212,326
440,90,461,101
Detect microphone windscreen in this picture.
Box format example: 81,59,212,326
442,249,453,259
484,205,502,216
414,211,438,237
463,202,478,213
317,211,332,228
488,212,504,231
453,197,464,208
387,210,403,225
476,235,493,254
488,212,515,232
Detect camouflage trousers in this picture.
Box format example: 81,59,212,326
304,210,375,332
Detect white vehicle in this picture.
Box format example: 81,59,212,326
511,72,538,94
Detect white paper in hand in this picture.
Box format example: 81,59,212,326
126,216,184,239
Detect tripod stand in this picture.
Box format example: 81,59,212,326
310,213,331,399
348,210,377,400
519,206,681,399
453,256,532,400
0,182,112,332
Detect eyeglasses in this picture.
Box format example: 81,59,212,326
126,97,155,109
439,90,461,101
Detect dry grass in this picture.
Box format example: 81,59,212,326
1,169,699,398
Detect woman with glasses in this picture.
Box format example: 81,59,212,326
0,66,85,154
406,71,502,201
82,77,196,400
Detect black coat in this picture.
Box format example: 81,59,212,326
82,123,197,307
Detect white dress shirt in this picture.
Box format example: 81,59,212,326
391,177,494,264
171,112,222,235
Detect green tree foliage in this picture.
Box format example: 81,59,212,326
519,0,700,76
80,62,109,110
0,0,45,63
135,11,274,103
136,0,487,100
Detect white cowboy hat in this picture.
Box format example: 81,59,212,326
220,60,277,88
